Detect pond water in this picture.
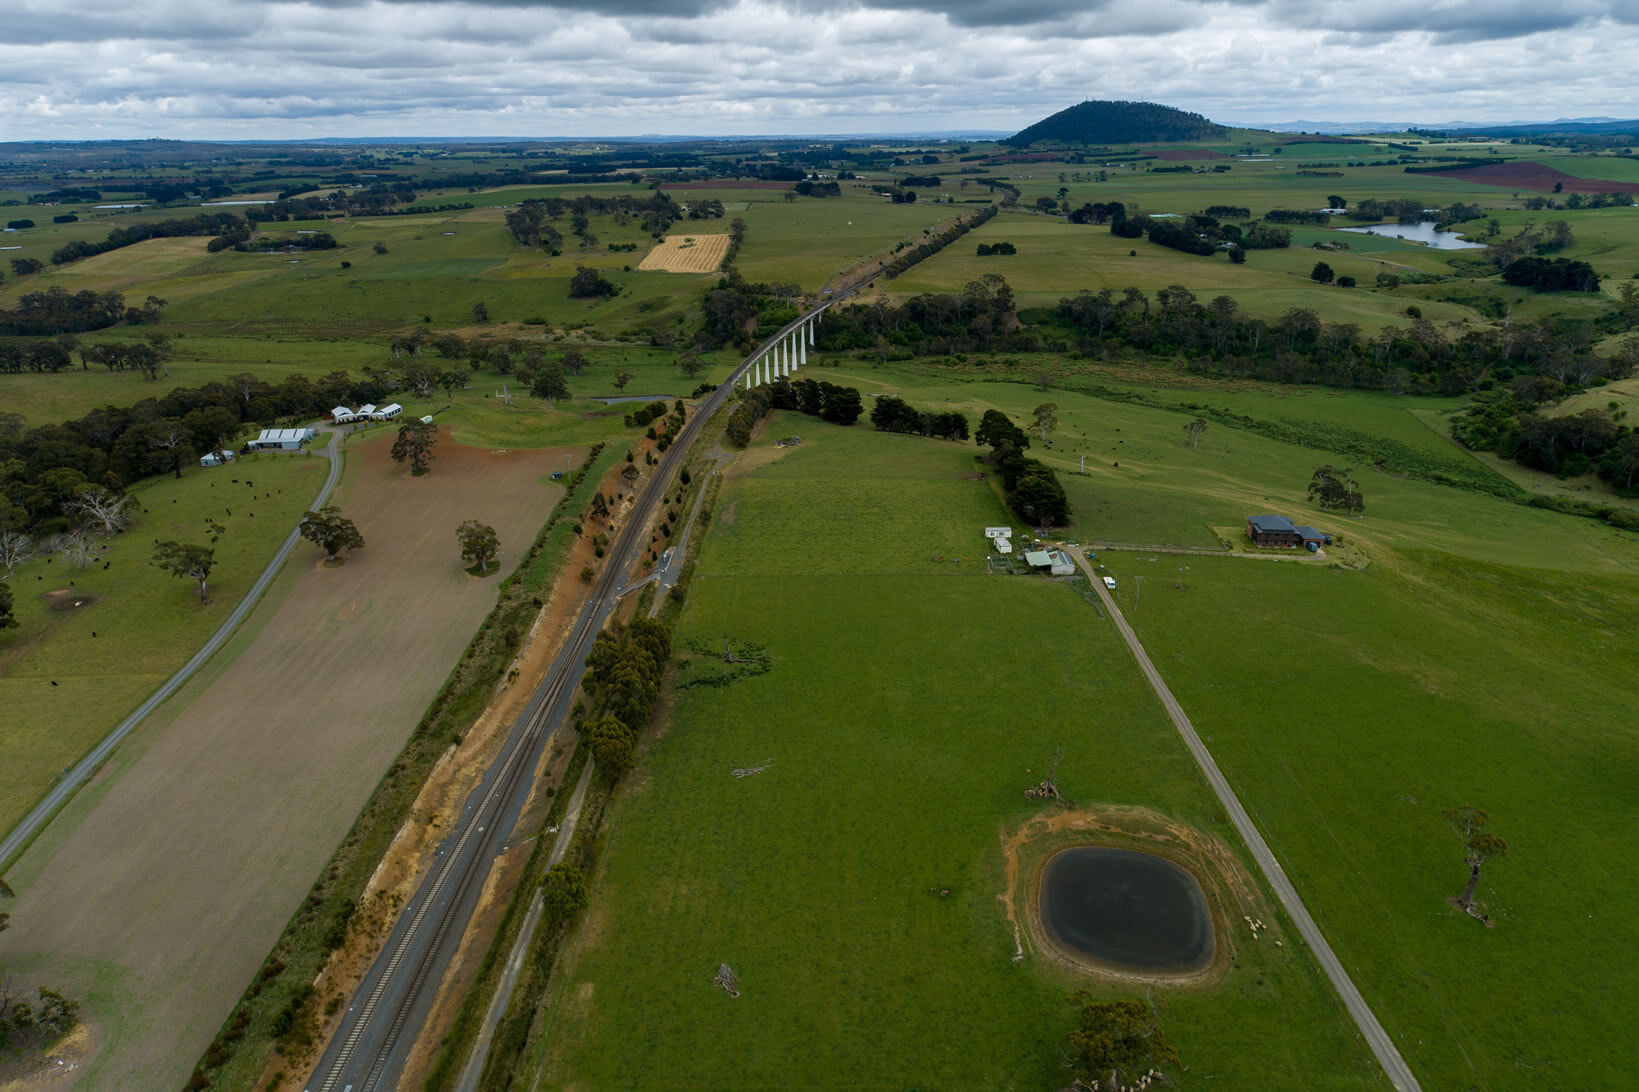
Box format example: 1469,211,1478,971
1039,847,1213,973
1338,221,1484,249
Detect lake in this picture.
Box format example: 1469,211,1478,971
1338,221,1484,249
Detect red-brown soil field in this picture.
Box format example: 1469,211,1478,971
0,431,577,1089
1154,148,1229,161
657,179,792,190
1424,160,1639,193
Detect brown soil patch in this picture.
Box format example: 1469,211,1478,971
1000,805,1268,987
657,180,792,191
637,234,731,274
0,430,580,1089
1423,160,1639,193
38,589,101,612
0,1021,95,1091
1154,148,1228,161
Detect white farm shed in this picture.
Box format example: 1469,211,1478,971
375,403,403,420
249,428,315,451
992,536,1012,555
199,449,236,467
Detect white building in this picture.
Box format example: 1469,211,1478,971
249,428,315,451
331,405,357,423
199,449,237,467
375,402,403,420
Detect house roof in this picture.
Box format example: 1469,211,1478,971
331,405,352,416
256,428,310,442
1024,550,1052,567
1248,514,1296,534
1293,525,1325,540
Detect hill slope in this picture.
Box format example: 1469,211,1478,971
1005,100,1228,146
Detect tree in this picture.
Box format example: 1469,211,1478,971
569,264,619,299
678,350,707,378
152,540,217,603
1064,994,1178,1091
391,420,438,476
613,370,635,392
1228,244,1246,264
182,406,240,456
530,362,570,408
588,714,637,776
470,300,490,323
1032,402,1058,444
373,241,389,255
300,505,365,561
64,485,136,535
975,409,1028,452
1184,417,1207,450
1307,464,1364,514
560,347,590,376
540,863,589,923
0,579,17,630
1310,261,1335,284
0,524,34,577
456,519,501,572
1443,806,1507,923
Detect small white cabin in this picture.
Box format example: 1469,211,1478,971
993,536,1012,555
199,449,237,467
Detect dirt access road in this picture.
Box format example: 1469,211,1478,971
1071,550,1422,1091
1,431,575,1090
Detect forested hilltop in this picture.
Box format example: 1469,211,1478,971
1005,100,1228,146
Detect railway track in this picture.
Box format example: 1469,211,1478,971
307,295,863,1092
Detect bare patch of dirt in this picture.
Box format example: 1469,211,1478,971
38,590,101,612
1423,160,1639,193
0,1021,96,1092
1000,804,1266,987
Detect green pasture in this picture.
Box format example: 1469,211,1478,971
0,453,326,838
884,209,1479,328
1117,550,1639,1090
534,419,1381,1089
812,364,1639,573
731,187,964,288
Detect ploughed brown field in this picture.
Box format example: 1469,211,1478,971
1423,160,1639,193
0,430,576,1089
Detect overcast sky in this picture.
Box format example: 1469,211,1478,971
4,0,1637,140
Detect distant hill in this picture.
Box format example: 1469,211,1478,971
1004,100,1228,147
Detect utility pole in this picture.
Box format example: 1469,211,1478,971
1079,454,1085,473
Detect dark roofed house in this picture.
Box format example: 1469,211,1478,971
1293,525,1332,551
1247,514,1299,547
1248,514,1330,550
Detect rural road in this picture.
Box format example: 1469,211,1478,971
1071,551,1422,1091
307,302,853,1092
0,430,344,870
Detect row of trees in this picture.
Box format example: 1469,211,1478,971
0,287,164,336
580,618,673,778
49,211,245,266
975,409,1070,525
869,395,970,440
765,376,864,426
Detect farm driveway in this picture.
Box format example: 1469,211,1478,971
0,430,578,1090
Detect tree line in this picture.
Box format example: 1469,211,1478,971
579,617,673,779
0,287,164,336
49,211,245,266
975,409,1070,525
1451,383,1639,494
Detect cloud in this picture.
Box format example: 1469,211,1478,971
1,0,1637,139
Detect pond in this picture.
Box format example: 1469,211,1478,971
1338,221,1484,249
1039,847,1213,974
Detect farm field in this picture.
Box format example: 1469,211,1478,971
637,232,730,273
533,415,1384,1089
0,430,575,1088
0,451,327,837
1116,549,1639,1089
885,209,1478,327
809,363,1637,571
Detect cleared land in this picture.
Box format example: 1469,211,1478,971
0,453,326,835
1422,160,1639,192
530,415,1383,1089
637,233,731,273
0,431,574,1089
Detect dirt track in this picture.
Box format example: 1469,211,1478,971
0,430,575,1090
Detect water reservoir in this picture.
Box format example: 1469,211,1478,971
1039,847,1213,974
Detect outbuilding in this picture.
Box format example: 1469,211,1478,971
331,405,356,423
1248,514,1330,549
199,449,236,467
375,402,403,420
249,428,315,451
